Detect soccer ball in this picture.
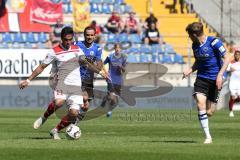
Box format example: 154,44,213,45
65,124,81,140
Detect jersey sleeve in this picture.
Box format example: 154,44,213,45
78,47,85,56
211,38,226,57
96,46,103,61
42,50,56,65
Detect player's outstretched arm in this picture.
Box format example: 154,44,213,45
19,63,49,89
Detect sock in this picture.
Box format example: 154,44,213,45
56,115,70,131
75,108,87,125
43,101,55,119
229,97,234,111
198,110,211,139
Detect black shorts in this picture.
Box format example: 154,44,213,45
81,81,94,99
193,77,220,103
107,83,122,96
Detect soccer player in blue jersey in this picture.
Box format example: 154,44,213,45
101,43,127,117
182,22,230,144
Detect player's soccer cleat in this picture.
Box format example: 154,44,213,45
106,111,112,118
50,128,61,140
204,138,212,144
33,116,46,129
229,111,234,117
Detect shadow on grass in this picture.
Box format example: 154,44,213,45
134,140,197,143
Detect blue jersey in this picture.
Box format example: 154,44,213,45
74,41,102,81
192,36,226,80
104,53,127,85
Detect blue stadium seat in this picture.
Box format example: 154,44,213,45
37,32,47,43
67,3,73,13
113,4,122,13
129,34,142,44
62,4,68,13
2,33,12,43
90,3,101,13
102,3,111,14
115,0,124,4
164,44,175,54
174,54,185,64
12,42,21,49
107,34,117,43
123,5,132,13
140,53,150,63
26,32,36,43
102,0,114,4
140,45,151,54
128,46,140,54
37,42,46,49
24,42,33,48
162,54,174,64
13,33,24,43
62,0,70,4
118,33,129,43
151,44,164,54
127,53,138,63
89,0,102,4
152,52,158,63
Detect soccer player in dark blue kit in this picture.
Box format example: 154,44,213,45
101,43,127,117
182,22,230,144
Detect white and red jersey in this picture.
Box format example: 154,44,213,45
43,44,84,86
228,61,240,92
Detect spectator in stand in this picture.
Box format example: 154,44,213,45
144,22,162,45
52,19,64,42
106,11,123,34
89,20,102,43
124,12,140,35
144,13,158,29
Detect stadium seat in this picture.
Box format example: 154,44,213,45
67,3,73,13
128,46,140,54
123,5,132,13
13,33,24,43
140,53,150,63
102,0,114,4
162,54,174,64
24,42,33,48
2,33,12,43
127,53,138,63
115,0,124,4
90,3,101,13
118,33,129,43
151,44,164,54
102,3,111,14
129,34,142,44
89,0,102,4
140,45,151,54
62,4,68,13
164,44,175,54
37,42,46,49
174,54,185,64
107,34,117,43
12,42,20,49
62,0,70,4
26,32,36,43
37,32,48,43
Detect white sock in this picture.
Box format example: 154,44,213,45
198,110,211,139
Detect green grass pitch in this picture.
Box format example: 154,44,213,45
0,108,240,160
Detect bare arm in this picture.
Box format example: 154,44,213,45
216,54,230,89
182,61,198,79
19,63,49,89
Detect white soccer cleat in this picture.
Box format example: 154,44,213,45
229,111,234,117
50,128,61,140
33,116,46,129
204,138,212,144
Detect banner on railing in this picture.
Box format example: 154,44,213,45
72,0,90,32
0,49,51,77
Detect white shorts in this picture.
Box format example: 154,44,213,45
229,81,240,97
53,90,83,110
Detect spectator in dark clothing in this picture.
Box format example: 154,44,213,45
144,23,162,45
52,19,64,42
144,13,158,29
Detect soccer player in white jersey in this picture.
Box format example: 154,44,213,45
228,50,240,117
19,26,107,139
183,22,230,144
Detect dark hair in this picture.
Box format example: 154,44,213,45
186,22,204,36
114,43,120,48
61,26,74,39
84,26,96,35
